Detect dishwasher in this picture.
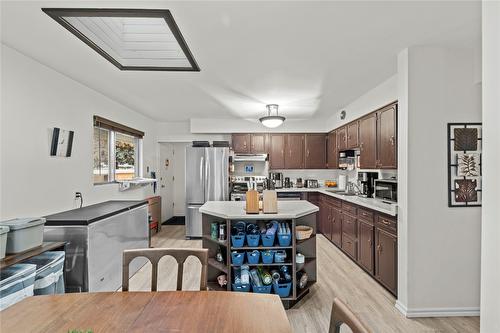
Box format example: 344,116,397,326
277,192,303,201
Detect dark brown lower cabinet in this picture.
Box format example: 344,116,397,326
317,193,397,296
330,206,342,247
341,233,357,260
358,220,374,274
375,226,397,295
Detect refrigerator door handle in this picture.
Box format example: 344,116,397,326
205,151,210,201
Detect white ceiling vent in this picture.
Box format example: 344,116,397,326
42,8,200,71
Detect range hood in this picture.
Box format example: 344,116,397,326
233,154,268,162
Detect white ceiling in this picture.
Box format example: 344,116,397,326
0,1,481,122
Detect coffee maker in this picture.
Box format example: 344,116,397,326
269,172,283,189
358,172,378,197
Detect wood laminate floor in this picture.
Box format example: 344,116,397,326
128,225,479,333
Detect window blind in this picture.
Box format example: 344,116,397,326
93,115,144,138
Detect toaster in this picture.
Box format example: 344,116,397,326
304,179,319,188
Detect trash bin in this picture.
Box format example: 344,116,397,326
0,263,36,310
0,226,9,260
0,218,45,254
22,251,65,295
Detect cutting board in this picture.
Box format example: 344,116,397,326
245,190,260,214
262,190,278,214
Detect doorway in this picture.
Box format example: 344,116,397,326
158,142,189,224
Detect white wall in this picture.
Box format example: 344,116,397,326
157,121,231,142
480,2,500,331
0,45,158,219
326,75,398,131
396,46,482,317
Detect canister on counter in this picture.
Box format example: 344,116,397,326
211,223,218,240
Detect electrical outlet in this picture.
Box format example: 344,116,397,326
75,192,82,199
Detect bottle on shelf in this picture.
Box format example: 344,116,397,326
258,267,273,285
280,265,292,282
241,265,250,285
250,268,262,287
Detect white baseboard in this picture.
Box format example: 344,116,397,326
395,300,480,318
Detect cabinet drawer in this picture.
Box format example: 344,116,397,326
342,233,357,260
342,201,357,216
376,214,397,234
327,196,342,208
342,213,357,238
358,208,374,223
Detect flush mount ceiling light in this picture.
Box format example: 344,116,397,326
42,8,200,71
259,104,286,128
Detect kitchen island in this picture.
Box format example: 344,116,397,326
200,200,318,308
44,200,149,292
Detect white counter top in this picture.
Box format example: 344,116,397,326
276,187,398,216
200,200,319,220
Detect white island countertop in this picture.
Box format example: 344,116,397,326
200,200,319,220
275,187,398,216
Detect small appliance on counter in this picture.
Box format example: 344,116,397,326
295,178,303,188
269,172,283,189
358,172,378,197
284,177,291,188
338,175,347,191
304,179,319,188
374,179,398,202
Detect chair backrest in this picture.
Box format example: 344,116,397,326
122,248,208,292
329,297,371,333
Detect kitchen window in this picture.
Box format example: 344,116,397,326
93,116,144,184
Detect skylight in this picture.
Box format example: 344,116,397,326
42,8,200,71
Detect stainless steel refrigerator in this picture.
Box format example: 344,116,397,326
185,147,229,238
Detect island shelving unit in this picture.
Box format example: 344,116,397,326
200,201,318,309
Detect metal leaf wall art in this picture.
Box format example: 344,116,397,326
448,123,482,207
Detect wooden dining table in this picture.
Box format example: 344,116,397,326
0,291,292,332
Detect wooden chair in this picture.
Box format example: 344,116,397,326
122,248,208,292
329,297,371,333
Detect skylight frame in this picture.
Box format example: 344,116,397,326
42,8,200,72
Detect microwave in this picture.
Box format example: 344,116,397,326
374,179,397,202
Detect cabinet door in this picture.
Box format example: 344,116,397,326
250,134,267,154
268,134,285,169
347,121,359,149
375,228,397,294
337,126,347,151
358,220,374,274
284,134,305,169
377,103,397,169
305,134,326,169
359,113,377,169
330,206,342,246
232,134,251,153
327,131,338,169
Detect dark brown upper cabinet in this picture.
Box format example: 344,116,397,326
250,133,267,154
377,103,397,169
347,121,359,149
284,134,305,169
359,113,378,169
304,134,327,169
327,131,338,169
232,134,251,153
336,126,348,151
268,134,285,169
358,220,375,274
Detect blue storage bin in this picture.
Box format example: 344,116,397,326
273,281,292,298
252,283,272,294
261,234,275,247
277,233,292,247
231,235,245,247
231,252,245,266
274,250,287,263
0,264,36,310
261,250,274,264
246,234,260,247
246,250,260,264
232,283,250,292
